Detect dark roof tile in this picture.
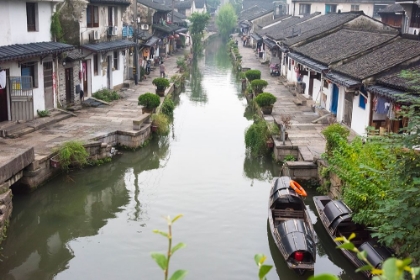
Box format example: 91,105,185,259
293,28,397,65
284,12,363,46
195,0,205,9
137,0,172,12
243,0,275,11
332,38,420,80
0,42,74,62
378,3,404,14
89,0,130,5
259,13,319,39
239,5,271,21
81,40,136,52
376,63,420,91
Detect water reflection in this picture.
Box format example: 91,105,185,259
0,162,131,280
187,61,207,103
242,154,278,182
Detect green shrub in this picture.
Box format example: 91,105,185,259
138,93,161,109
321,123,350,155
254,92,276,107
245,69,261,81
245,117,270,157
152,78,170,90
161,97,175,116
93,88,120,102
151,113,170,135
54,140,89,170
37,109,50,117
250,79,268,93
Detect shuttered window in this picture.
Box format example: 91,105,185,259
87,5,99,28
26,3,37,31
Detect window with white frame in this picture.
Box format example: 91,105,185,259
26,2,38,32
299,4,311,15
325,4,337,14
351,5,359,11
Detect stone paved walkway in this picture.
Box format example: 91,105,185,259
235,34,327,161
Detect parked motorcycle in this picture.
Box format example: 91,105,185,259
270,63,280,76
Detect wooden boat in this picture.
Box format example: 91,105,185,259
313,196,393,278
268,176,316,274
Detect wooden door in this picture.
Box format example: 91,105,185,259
43,62,54,109
65,68,73,105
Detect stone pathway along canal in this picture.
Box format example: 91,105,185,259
0,38,360,280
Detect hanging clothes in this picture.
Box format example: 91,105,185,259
376,97,388,114
0,70,6,89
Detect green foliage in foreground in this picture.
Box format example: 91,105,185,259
161,96,175,116
152,113,170,135
93,88,120,102
151,215,187,280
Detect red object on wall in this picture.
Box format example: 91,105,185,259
168,35,174,39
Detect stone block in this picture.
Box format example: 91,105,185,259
0,190,12,205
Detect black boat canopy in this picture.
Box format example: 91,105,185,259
323,200,353,232
277,219,316,259
359,240,394,269
269,177,301,208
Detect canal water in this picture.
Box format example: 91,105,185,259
0,38,360,280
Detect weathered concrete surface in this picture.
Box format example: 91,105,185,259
236,34,328,164
0,148,34,184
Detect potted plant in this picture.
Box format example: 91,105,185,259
138,92,161,114
250,79,268,95
152,77,170,97
244,69,261,82
254,92,277,115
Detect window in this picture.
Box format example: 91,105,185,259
21,62,38,88
26,3,37,31
108,7,118,26
359,94,366,109
411,5,420,28
93,54,99,75
299,4,311,15
113,51,118,70
87,5,99,28
373,5,387,18
351,5,359,11
325,4,337,14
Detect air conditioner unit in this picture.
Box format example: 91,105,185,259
108,26,118,36
93,30,100,40
141,24,149,30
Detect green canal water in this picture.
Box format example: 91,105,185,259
0,38,361,280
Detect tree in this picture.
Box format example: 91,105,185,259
216,3,237,41
229,0,243,15
188,12,211,60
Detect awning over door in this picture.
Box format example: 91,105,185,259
0,42,74,62
81,40,136,53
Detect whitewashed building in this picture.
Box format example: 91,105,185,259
0,0,74,122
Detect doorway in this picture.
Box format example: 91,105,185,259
43,61,54,109
0,69,9,121
107,56,111,89
65,67,73,105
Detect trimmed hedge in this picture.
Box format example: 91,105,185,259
254,92,277,107
245,69,261,81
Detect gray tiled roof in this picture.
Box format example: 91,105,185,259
283,12,362,46
81,40,136,52
137,0,172,12
195,0,205,9
257,15,291,28
243,0,275,11
295,0,394,3
152,23,181,33
366,85,410,102
292,28,398,65
89,0,130,5
376,63,420,92
239,5,271,21
176,0,192,9
332,37,420,80
0,41,74,62
258,13,319,39
67,49,87,61
169,11,187,23
378,3,404,14
288,52,328,73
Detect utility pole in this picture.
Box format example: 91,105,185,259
134,0,139,85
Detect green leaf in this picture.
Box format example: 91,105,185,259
337,242,355,251
169,269,188,280
153,229,169,238
357,250,367,260
151,252,168,270
356,265,373,272
308,273,340,280
254,254,265,266
382,258,402,279
258,265,272,279
412,267,420,276
348,232,356,241
172,214,183,224
171,242,186,255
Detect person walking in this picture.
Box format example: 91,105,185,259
159,62,166,78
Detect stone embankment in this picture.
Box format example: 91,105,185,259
233,34,330,180
0,48,188,240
